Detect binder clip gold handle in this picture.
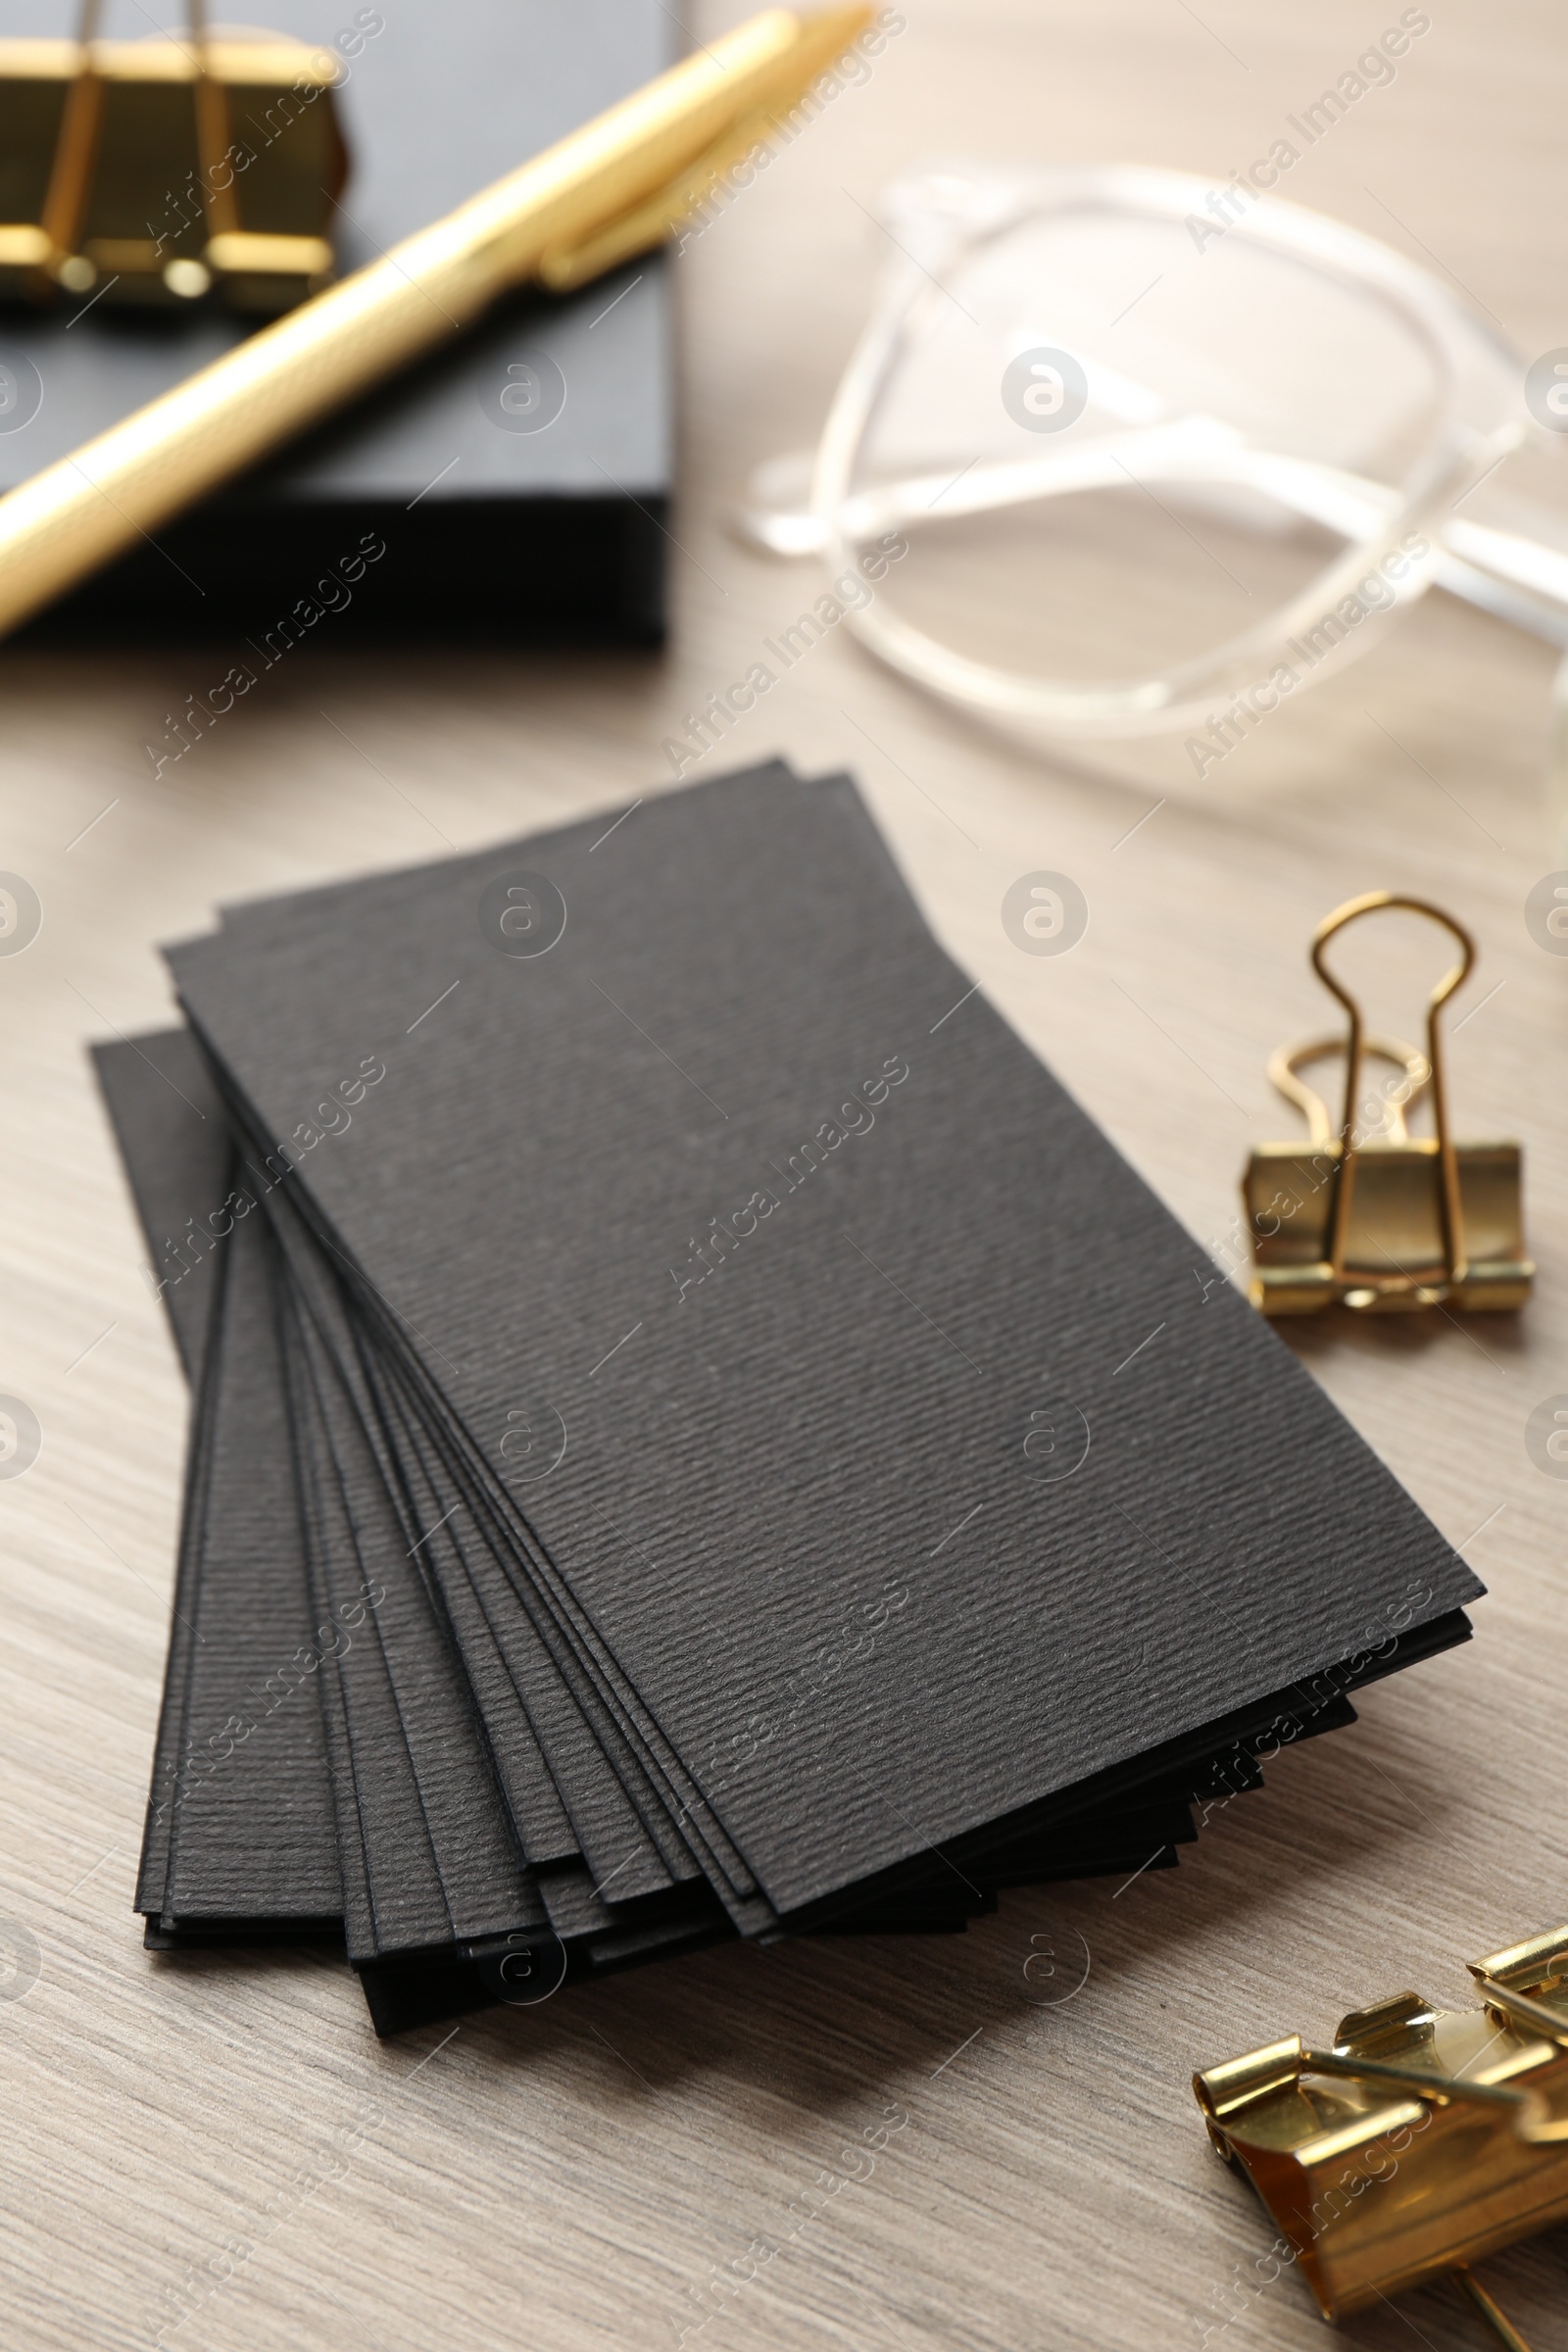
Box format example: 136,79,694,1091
1243,891,1533,1315
1316,891,1471,1302
1267,1031,1431,1147
0,0,346,313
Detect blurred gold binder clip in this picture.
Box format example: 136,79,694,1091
0,0,346,313
1194,1928,1568,2347
1243,891,1532,1316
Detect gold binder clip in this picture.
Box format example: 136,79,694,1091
1194,1929,1568,2346
1243,891,1532,1315
0,0,346,314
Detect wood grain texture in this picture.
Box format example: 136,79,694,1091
2,3,1566,2346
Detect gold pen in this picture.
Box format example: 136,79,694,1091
0,4,871,641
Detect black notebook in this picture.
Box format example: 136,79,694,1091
95,760,1482,2033
2,0,671,645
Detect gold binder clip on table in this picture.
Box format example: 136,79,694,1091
1244,891,1532,1315
0,0,346,313
1194,1929,1568,2348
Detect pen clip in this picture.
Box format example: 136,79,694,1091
540,3,874,291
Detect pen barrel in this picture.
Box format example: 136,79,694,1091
0,5,821,639
0,239,493,640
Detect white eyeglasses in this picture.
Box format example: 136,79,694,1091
736,164,1568,751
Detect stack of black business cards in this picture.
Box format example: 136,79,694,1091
95,760,1483,2034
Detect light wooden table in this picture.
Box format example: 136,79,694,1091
4,4,1567,2347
